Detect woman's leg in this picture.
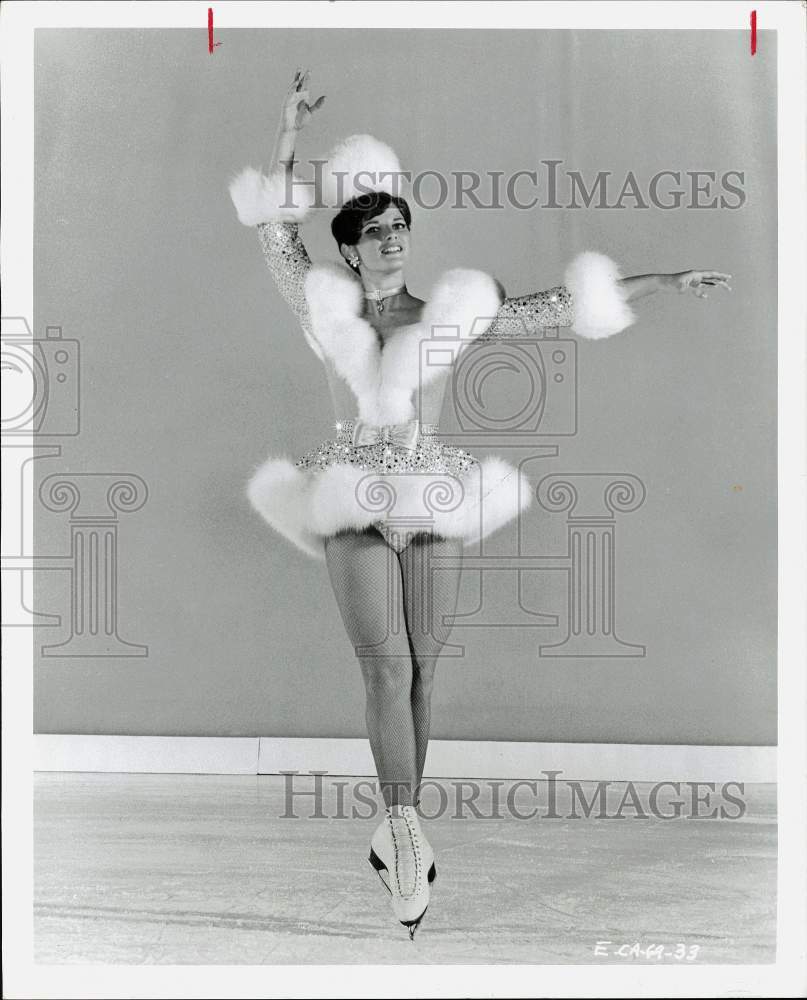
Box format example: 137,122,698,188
324,527,418,808
398,532,464,796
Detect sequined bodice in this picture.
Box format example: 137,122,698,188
255,221,573,427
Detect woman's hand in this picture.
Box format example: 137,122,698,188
272,69,326,171
618,269,732,304
280,68,326,134
667,270,733,299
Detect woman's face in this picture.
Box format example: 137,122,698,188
345,206,411,275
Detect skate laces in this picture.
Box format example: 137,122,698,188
388,808,422,898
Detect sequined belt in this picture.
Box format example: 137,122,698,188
334,418,440,451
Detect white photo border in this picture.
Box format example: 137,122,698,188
1,2,804,997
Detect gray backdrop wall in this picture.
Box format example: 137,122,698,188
34,28,776,744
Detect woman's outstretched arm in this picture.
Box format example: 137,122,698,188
483,256,732,341
483,285,574,337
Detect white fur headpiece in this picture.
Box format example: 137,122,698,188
318,134,405,207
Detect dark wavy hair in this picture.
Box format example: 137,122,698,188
330,190,412,250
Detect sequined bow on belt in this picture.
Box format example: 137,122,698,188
351,418,421,451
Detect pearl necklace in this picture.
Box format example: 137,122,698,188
364,284,406,314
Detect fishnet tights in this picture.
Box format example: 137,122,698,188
324,526,464,807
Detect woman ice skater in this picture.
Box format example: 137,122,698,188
228,69,731,938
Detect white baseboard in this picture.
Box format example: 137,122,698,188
34,735,777,783
34,735,260,775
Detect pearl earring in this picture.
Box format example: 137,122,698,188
348,256,360,271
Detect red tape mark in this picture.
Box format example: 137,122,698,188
750,10,757,55
208,8,222,53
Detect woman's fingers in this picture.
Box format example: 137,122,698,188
295,69,311,103
286,70,303,103
698,271,732,291
673,270,732,297
309,94,326,113
680,270,733,296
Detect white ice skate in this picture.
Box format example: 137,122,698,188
369,805,433,938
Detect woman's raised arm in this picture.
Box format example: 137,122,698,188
228,69,326,358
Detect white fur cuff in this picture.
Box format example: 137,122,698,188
564,251,637,340
228,166,315,225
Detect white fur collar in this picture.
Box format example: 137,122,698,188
304,264,502,424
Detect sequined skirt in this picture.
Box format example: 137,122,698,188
246,418,532,559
